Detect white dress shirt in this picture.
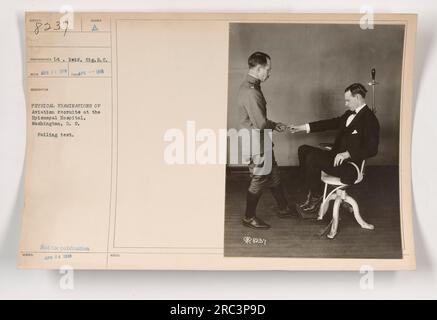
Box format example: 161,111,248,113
345,103,366,127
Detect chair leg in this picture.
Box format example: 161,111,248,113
323,183,328,201
344,195,374,230
318,192,336,220
327,197,342,239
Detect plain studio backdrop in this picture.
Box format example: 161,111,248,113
1,0,437,300
227,23,404,166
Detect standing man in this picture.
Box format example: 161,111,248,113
238,51,294,230
288,83,380,217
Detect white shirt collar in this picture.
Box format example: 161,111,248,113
354,104,366,114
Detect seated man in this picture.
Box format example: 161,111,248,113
288,83,380,217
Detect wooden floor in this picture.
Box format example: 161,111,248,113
224,166,403,259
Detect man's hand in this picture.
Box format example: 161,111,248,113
275,122,287,132
287,124,307,133
333,151,351,167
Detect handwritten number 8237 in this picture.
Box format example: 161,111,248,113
34,20,69,36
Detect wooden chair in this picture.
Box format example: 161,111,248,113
318,159,374,239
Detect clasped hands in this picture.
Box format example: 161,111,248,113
274,123,306,133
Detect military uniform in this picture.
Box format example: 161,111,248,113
237,74,282,194
237,75,291,225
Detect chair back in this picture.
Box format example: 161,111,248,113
349,160,366,184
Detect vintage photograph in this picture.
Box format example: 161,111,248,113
18,12,415,270
224,22,406,258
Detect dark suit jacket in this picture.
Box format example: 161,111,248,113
309,105,380,163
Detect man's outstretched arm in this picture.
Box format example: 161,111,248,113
288,113,348,134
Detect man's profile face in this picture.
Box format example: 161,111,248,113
256,59,272,82
344,90,360,111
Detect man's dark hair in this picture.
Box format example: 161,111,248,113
345,83,368,98
248,52,271,68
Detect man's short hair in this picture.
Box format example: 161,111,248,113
248,52,271,69
345,83,368,98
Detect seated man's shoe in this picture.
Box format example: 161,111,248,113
295,196,322,219
276,206,298,218
303,195,323,211
242,217,271,229
297,191,312,208
295,203,318,219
